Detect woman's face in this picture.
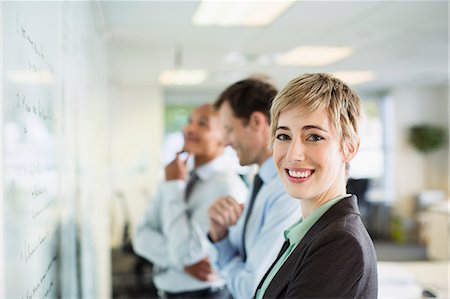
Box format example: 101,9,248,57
273,105,348,202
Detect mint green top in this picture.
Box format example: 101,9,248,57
255,194,351,299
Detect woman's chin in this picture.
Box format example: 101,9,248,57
282,179,314,200
288,191,306,200
283,185,306,200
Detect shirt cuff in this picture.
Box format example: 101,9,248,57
212,235,237,268
207,232,216,243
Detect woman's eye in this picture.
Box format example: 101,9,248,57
306,134,324,142
276,134,290,141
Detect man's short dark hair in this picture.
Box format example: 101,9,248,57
214,78,278,124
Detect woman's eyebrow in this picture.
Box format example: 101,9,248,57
277,125,328,133
302,125,328,133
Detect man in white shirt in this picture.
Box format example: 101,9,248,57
207,78,301,299
133,104,248,299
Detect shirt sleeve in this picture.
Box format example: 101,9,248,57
216,193,299,299
132,185,173,268
161,174,248,268
211,231,240,268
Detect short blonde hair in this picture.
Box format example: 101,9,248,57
270,73,363,158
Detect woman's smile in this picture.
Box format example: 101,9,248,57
285,168,314,183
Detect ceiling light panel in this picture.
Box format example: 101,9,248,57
192,1,295,27
159,70,208,86
276,46,353,66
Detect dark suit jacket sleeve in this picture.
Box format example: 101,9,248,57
285,229,367,298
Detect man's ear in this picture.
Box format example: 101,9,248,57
248,111,267,131
343,139,360,163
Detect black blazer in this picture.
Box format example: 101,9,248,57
255,195,378,299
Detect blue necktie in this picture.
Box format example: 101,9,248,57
242,174,263,261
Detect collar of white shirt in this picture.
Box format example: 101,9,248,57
193,154,228,181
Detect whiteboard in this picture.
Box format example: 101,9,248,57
2,2,110,298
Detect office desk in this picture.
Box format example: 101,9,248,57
378,261,449,298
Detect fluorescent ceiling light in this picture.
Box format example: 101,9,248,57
192,1,295,27
332,71,376,85
276,46,353,66
159,70,208,86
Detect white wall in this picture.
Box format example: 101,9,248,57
391,84,449,217
109,84,164,245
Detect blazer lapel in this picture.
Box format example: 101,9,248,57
299,195,360,247
262,196,361,298
263,250,297,298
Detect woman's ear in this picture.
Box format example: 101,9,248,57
343,139,360,163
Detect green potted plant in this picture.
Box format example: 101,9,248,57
409,124,446,188
408,124,447,244
409,124,446,153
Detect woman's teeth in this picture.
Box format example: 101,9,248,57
288,170,312,178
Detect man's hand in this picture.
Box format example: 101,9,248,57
165,151,189,181
208,196,244,242
184,257,216,282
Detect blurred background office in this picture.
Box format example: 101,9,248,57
2,1,449,299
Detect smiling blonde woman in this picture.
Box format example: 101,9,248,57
254,73,378,299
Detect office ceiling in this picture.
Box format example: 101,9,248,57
100,1,449,102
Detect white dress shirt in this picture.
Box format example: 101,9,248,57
133,154,248,293
210,157,301,299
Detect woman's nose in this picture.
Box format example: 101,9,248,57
285,139,305,162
